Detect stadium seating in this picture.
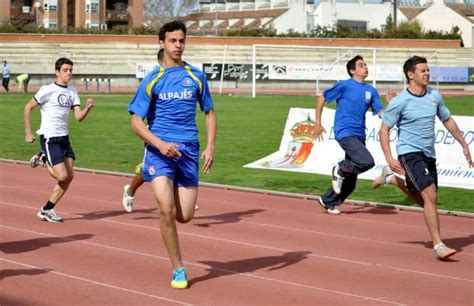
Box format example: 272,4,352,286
1,40,472,88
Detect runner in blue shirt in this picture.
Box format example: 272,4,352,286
314,55,387,214
378,56,472,260
128,20,217,289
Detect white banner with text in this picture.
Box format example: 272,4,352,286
245,108,473,189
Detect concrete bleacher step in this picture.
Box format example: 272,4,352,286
1,41,472,77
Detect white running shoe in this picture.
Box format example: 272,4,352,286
30,151,46,168
37,208,63,223
331,164,344,194
434,243,456,261
371,166,394,189
317,197,341,215
122,185,135,213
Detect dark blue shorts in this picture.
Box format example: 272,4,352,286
142,142,199,187
40,135,75,166
399,152,437,194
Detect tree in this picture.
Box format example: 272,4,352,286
144,0,198,28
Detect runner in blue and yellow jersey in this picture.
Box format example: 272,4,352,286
128,20,217,289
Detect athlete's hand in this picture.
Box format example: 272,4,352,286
159,142,181,158
313,123,326,142
86,97,95,109
385,91,397,103
201,147,215,173
25,133,35,143
387,158,405,176
463,147,473,168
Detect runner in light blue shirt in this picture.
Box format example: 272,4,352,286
378,56,472,260
382,87,450,158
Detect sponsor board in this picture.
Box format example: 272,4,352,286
136,62,203,79
203,64,269,81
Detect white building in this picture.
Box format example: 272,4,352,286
187,0,473,47
408,1,474,47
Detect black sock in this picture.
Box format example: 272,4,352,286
43,201,55,211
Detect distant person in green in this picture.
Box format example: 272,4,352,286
17,73,30,93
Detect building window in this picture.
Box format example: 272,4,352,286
86,0,100,13
49,0,58,11
337,19,367,33
91,2,99,13
85,21,99,29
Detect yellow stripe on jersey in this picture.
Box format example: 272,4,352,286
146,66,165,98
134,162,143,175
184,65,202,95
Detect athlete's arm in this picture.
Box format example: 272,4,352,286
130,114,181,158
74,97,95,122
201,109,216,173
24,98,38,143
314,95,326,141
379,123,404,175
442,117,473,168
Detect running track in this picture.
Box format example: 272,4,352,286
1,161,473,305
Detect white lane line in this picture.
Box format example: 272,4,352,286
2,199,472,260
1,258,190,305
1,227,402,305
3,182,473,237
2,215,473,285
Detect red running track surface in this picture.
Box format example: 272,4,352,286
1,161,473,305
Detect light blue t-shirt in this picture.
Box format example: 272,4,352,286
382,87,450,158
2,65,10,78
128,62,214,143
324,78,382,141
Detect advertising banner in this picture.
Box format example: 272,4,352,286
245,108,473,189
468,68,474,83
430,67,468,83
268,64,403,81
136,62,203,79
136,63,158,79
203,63,269,81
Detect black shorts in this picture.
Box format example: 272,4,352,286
40,135,75,166
399,152,437,194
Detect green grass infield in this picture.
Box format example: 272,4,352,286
1,92,473,212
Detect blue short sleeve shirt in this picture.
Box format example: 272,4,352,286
324,78,382,141
382,87,450,158
128,62,214,143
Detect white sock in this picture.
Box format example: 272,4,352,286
434,242,444,250
384,173,394,184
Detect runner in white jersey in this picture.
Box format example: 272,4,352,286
24,57,95,223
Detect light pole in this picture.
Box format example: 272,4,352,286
214,0,218,36
34,1,41,26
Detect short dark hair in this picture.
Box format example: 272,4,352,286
158,20,187,41
403,56,428,82
3,60,6,64
346,55,364,77
157,48,164,62
55,58,73,71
